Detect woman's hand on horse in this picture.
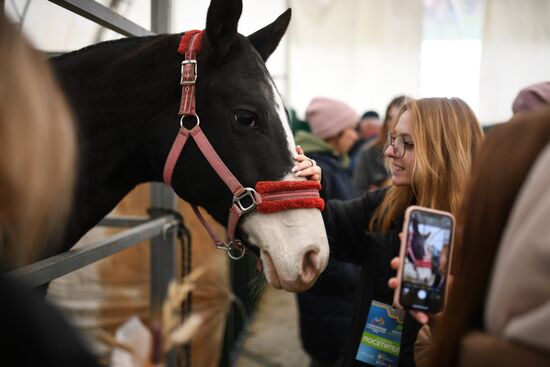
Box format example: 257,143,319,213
292,146,322,182
388,254,431,325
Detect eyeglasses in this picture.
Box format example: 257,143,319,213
386,133,414,159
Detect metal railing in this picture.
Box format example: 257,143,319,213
10,215,177,288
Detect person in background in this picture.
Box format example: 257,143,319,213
349,110,381,172
0,16,99,367
289,106,312,135
482,83,550,135
358,111,382,139
352,95,410,193
425,107,550,367
295,97,360,199
293,97,361,367
358,111,382,140
294,97,484,367
512,81,550,114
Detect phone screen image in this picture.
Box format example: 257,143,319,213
400,209,453,312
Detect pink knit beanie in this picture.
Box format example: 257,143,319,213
305,97,359,139
512,82,550,114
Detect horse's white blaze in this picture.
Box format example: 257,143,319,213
239,83,329,293
270,80,298,159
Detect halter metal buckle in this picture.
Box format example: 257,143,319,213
180,59,197,85
233,188,258,214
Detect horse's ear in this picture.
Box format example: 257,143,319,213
205,0,243,60
247,8,291,61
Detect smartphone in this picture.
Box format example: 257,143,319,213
393,205,455,313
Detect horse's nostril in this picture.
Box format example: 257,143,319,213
301,248,321,284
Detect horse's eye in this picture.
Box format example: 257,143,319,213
234,111,257,127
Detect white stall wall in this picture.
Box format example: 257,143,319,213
5,0,150,50
478,0,550,124
288,0,422,120
5,0,550,124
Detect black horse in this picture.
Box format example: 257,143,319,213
50,0,328,293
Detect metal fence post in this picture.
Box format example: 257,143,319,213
152,0,172,34
149,182,178,366
150,2,176,365
149,183,177,316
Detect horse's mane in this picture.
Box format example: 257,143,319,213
52,34,168,61
50,33,183,84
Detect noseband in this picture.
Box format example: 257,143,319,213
163,30,324,260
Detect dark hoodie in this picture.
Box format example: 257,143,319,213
295,130,361,365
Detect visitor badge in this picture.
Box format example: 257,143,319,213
355,301,405,367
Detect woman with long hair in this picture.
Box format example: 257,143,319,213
428,107,550,367
0,16,99,366
295,97,484,366
0,17,76,267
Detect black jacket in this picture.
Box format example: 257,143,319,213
323,189,422,367
309,152,359,201
297,151,361,364
0,271,100,367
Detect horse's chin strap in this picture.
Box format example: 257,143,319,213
162,30,324,262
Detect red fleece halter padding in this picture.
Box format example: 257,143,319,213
177,30,204,55
255,181,325,213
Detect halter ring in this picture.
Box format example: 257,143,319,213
216,240,246,260
180,114,200,129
